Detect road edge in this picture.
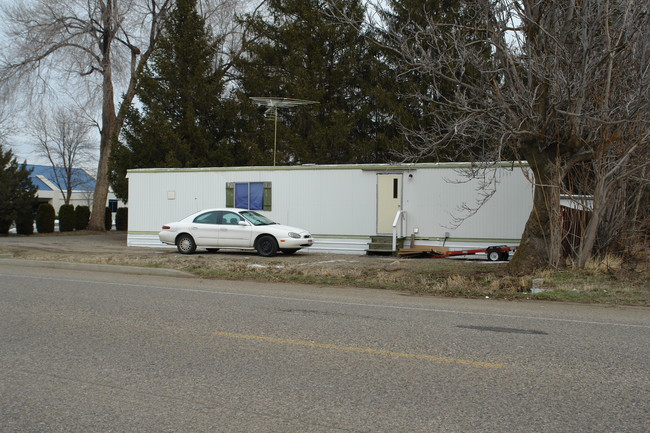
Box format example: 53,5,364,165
0,257,193,278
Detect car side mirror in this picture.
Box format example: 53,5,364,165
238,220,249,226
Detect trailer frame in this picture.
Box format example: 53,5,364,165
398,244,515,261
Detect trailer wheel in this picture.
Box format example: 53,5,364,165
487,249,501,262
499,251,510,261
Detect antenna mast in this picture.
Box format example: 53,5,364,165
250,97,318,166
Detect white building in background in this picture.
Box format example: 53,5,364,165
28,164,119,213
126,162,534,255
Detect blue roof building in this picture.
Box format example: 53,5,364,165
27,164,97,192
26,164,119,211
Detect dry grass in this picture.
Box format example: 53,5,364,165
180,254,649,305
2,234,648,305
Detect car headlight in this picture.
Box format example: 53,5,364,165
288,232,301,239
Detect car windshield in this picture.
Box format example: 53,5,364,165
240,210,277,226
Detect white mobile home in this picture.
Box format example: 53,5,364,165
127,162,533,254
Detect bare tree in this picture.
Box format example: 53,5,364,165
0,0,261,230
31,108,96,205
338,0,650,271
557,2,650,267
0,0,176,230
0,93,14,148
567,129,650,267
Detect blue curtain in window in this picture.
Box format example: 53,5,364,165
249,182,264,210
235,182,264,209
235,183,249,208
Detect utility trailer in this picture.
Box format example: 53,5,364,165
398,245,514,261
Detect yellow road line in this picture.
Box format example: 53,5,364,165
213,331,506,369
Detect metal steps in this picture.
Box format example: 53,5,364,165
365,235,404,256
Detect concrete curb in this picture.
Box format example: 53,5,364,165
0,258,193,278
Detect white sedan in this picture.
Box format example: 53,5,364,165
159,208,313,256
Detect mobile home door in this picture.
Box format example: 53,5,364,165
377,174,402,234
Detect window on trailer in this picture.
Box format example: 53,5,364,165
226,182,272,210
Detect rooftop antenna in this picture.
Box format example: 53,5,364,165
250,97,318,166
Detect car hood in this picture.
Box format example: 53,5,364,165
261,224,310,235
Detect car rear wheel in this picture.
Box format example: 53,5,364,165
177,234,197,254
256,235,278,257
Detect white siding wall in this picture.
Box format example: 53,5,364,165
38,190,118,213
127,164,533,251
128,166,380,235
403,167,532,241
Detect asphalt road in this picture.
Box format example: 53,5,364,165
1,261,648,432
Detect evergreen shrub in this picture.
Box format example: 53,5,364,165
104,207,113,231
58,204,75,232
115,208,128,231
36,203,55,233
74,205,90,230
15,204,34,235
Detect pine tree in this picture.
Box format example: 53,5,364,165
379,0,492,162
109,0,238,200
0,144,37,234
234,0,396,165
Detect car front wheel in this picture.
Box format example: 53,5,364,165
256,235,278,257
176,234,197,254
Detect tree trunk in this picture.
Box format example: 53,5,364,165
576,206,601,268
509,147,562,273
64,171,71,205
575,173,610,267
88,48,117,231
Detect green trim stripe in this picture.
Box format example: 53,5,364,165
127,161,528,175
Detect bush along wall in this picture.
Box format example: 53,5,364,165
104,207,113,231
74,205,90,230
36,203,55,233
58,204,75,232
15,203,34,235
115,208,128,231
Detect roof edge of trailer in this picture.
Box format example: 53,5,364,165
126,161,529,175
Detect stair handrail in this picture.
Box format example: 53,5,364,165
392,210,406,252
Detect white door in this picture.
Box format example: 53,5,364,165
217,211,252,247
377,174,402,234
190,211,220,247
